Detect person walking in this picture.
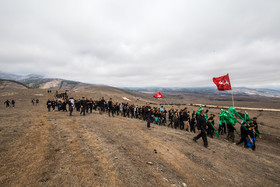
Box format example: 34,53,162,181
144,103,152,129
193,110,208,148
11,100,15,108
108,98,114,117
69,98,75,116
46,99,52,112
4,100,10,108
80,97,86,116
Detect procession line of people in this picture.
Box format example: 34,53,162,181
45,96,260,150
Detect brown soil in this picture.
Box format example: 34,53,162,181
0,88,280,186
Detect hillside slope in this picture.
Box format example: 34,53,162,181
0,80,28,90
0,89,279,186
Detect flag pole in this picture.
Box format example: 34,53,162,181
231,89,235,107
228,73,235,107
163,97,170,106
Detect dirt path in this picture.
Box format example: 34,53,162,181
1,96,280,186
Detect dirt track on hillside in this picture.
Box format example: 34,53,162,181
1,89,280,186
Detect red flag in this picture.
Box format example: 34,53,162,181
153,92,164,98
213,74,232,91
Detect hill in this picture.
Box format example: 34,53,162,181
0,72,87,90
0,88,279,186
21,78,85,90
0,80,28,90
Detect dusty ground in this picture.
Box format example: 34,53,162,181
0,89,280,187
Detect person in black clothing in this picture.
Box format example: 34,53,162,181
207,114,215,138
168,109,173,128
173,110,180,129
115,103,120,116
57,101,62,111
100,97,106,113
227,122,235,143
144,103,152,129
189,117,196,133
126,104,130,118
4,100,10,108
179,110,184,130
237,120,249,147
88,99,93,113
75,99,81,111
252,117,260,137
68,98,75,116
61,101,67,112
123,105,127,117
46,99,52,112
218,122,225,135
32,99,35,105
193,110,208,148
191,111,196,119
247,124,256,151
11,100,15,107
130,105,134,118
80,97,87,116
51,100,56,111
183,108,190,131
108,98,114,117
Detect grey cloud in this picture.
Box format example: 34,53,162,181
0,0,280,88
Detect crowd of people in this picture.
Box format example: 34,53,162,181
45,96,260,151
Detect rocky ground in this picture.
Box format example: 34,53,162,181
0,89,279,187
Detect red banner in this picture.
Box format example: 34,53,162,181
153,92,164,98
213,74,232,91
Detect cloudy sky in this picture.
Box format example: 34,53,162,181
0,0,280,88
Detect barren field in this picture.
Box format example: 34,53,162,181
0,88,280,187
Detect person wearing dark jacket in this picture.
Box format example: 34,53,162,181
193,110,208,148
144,103,152,129
179,111,184,130
68,98,74,116
107,98,114,117
237,121,249,147
247,124,257,151
4,100,10,108
51,100,56,111
11,100,15,107
189,117,196,133
207,114,215,138
46,99,52,112
88,99,93,113
227,122,235,142
100,97,106,113
80,97,87,116
183,109,190,131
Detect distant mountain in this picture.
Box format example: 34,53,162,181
21,78,90,90
1,71,280,97
19,74,44,80
0,71,23,80
122,87,280,98
0,72,88,89
0,72,44,81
